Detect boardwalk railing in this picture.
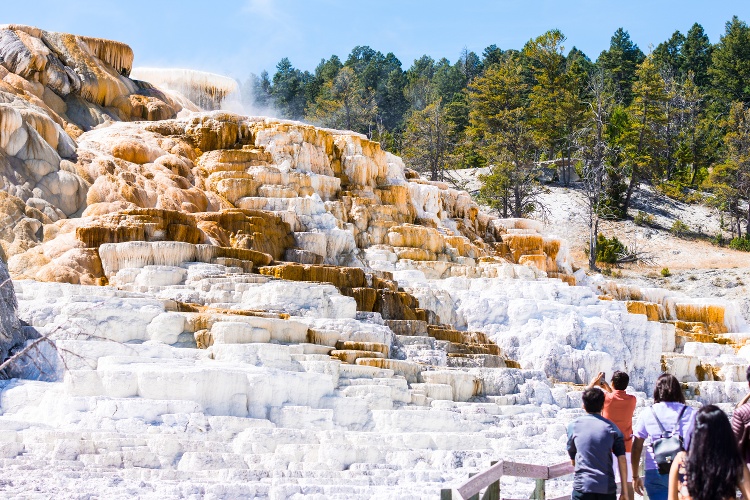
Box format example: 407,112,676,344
441,459,628,500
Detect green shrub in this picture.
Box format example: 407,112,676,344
596,234,626,264
670,219,690,237
634,211,655,227
661,267,671,277
657,183,704,204
712,233,726,246
729,237,750,252
684,191,704,204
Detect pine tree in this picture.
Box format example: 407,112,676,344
402,95,450,181
682,23,713,89
242,71,272,109
271,58,309,120
597,28,646,106
710,16,750,106
653,30,686,79
306,67,376,134
482,44,505,68
470,56,542,217
523,29,569,162
709,103,750,237
623,56,668,213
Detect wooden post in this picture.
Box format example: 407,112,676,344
440,489,453,500
532,479,546,500
468,473,479,500
481,461,500,500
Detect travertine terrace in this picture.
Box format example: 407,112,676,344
0,26,748,499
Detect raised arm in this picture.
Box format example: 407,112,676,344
586,372,606,390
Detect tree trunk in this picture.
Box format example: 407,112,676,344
589,217,599,271
623,167,639,217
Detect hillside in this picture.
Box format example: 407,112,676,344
446,166,750,322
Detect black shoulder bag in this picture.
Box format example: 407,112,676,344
650,404,688,475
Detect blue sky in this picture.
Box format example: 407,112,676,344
3,1,748,83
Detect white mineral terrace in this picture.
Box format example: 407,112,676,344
1,246,748,498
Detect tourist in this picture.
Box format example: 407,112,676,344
567,387,629,500
587,371,637,498
731,365,750,467
631,374,695,500
667,405,750,500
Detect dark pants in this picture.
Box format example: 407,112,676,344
572,491,616,500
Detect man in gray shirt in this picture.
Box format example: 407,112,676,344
567,387,629,500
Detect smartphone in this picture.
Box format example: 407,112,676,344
600,373,606,385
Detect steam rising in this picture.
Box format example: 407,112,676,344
130,67,283,118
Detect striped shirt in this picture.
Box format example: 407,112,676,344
731,401,750,465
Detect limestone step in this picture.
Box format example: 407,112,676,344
335,341,389,356
330,350,386,364
306,328,341,347
385,320,428,336
338,364,394,380
355,358,423,384
421,370,481,402
410,383,454,401
447,353,507,368
396,335,435,348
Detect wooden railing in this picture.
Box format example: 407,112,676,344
441,459,628,500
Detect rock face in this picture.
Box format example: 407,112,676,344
0,258,23,364
0,27,748,499
0,25,205,262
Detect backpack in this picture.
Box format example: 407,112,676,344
650,405,688,475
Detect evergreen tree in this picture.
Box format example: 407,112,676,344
345,47,408,134
482,44,505,68
710,16,750,106
709,102,750,236
653,30,686,79
457,48,483,83
242,71,272,109
597,28,646,106
375,53,409,134
433,58,466,104
623,56,668,213
470,56,542,217
271,58,309,120
567,47,595,75
523,30,568,160
402,95,450,181
306,67,376,134
405,56,437,111
603,105,631,217
682,23,713,88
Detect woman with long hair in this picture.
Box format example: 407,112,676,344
632,374,696,500
668,405,750,500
